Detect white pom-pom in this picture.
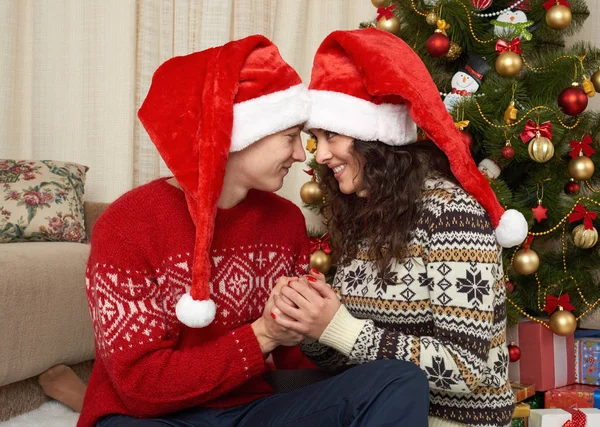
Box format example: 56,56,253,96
495,209,528,248
176,293,216,328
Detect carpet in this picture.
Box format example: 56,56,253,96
0,401,78,427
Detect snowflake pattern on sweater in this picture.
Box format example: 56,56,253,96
301,178,514,427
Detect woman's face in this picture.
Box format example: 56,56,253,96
310,129,366,196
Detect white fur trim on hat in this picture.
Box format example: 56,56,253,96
305,90,417,146
176,293,217,328
231,84,310,152
495,209,528,248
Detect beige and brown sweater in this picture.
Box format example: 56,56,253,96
301,178,514,427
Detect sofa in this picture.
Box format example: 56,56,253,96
0,201,109,421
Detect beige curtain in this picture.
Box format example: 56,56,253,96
0,0,137,203
1,1,598,226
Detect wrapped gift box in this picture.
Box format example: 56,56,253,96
529,408,600,427
513,403,530,427
544,384,598,409
507,320,575,391
526,392,545,410
575,337,600,386
512,383,536,403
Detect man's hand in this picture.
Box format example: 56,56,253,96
251,277,304,355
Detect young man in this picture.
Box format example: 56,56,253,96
77,35,429,427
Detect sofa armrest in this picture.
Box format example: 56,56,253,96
84,201,110,241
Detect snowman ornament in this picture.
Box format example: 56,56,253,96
444,55,490,113
491,9,534,40
478,159,501,180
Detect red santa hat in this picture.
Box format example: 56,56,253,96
138,35,310,328
306,28,527,248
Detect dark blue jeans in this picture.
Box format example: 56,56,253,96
97,359,429,427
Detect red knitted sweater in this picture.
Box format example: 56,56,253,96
77,178,312,427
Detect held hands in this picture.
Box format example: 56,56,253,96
271,269,340,341
252,277,304,355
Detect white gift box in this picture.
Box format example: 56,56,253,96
530,408,600,427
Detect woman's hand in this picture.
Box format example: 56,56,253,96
272,269,341,340
252,277,304,355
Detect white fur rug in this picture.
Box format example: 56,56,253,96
0,401,78,427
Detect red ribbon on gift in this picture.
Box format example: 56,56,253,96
569,135,596,159
377,4,395,21
520,120,553,143
544,294,576,314
568,203,597,230
543,0,571,11
309,233,331,254
496,38,523,55
563,409,586,427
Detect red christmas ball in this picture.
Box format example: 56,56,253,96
427,32,451,57
461,131,473,149
470,0,492,10
501,145,515,159
505,281,514,294
565,180,581,195
558,86,588,116
508,342,521,362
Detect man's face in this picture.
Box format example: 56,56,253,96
229,125,306,192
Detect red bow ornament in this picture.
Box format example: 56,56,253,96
544,294,576,314
563,409,586,427
569,203,597,230
309,233,332,255
520,120,553,143
569,135,596,159
377,4,395,21
496,38,523,55
543,0,571,11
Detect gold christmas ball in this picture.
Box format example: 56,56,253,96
545,5,572,30
513,248,540,275
300,180,324,205
528,136,554,163
376,16,401,35
572,224,598,249
444,42,463,62
310,249,332,275
495,52,523,78
371,0,391,7
592,70,600,93
549,308,577,336
426,11,439,26
568,155,595,181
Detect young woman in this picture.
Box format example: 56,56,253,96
271,29,528,427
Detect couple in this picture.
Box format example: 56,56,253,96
65,28,526,427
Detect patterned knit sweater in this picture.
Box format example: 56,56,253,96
301,178,514,427
78,178,313,427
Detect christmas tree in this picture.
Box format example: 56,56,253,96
301,0,600,337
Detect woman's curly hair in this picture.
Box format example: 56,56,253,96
318,139,458,274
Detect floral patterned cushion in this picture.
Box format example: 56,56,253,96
0,160,88,243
